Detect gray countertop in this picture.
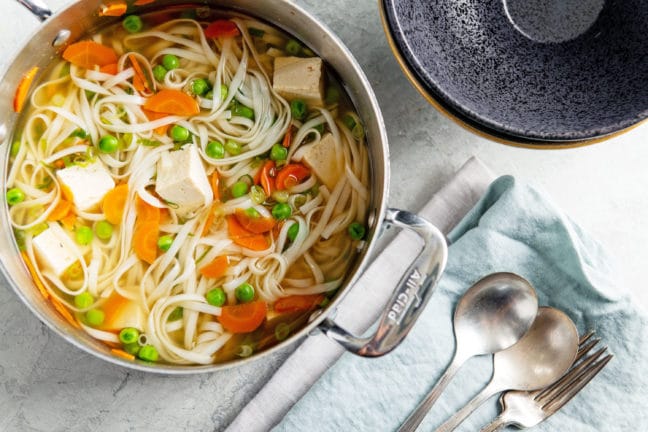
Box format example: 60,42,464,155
2,1,647,431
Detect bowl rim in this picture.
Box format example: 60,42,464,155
379,0,648,148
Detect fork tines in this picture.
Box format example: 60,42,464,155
534,330,613,411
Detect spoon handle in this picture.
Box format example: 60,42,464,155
434,384,498,432
398,357,464,432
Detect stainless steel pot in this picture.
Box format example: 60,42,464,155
0,0,448,373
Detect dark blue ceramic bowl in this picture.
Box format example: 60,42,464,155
381,0,648,146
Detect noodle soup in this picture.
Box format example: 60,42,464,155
7,8,369,365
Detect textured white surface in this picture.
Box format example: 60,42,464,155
1,1,647,431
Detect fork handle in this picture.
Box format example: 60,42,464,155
479,415,509,432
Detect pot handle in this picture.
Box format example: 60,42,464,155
319,208,448,357
16,0,52,21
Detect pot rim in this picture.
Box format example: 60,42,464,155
0,0,390,374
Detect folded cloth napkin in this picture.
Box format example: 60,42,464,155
226,157,495,431
270,175,648,431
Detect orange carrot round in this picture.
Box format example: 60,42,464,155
234,209,275,234
47,199,73,222
275,164,310,190
133,221,158,264
218,301,267,333
102,184,129,225
274,294,325,314
227,215,269,251
204,20,241,38
200,255,230,278
62,41,118,69
143,89,200,116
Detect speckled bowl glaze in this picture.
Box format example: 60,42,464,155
381,0,648,145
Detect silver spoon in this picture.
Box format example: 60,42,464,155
399,272,538,432
435,307,579,432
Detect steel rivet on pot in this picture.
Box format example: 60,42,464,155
52,29,71,47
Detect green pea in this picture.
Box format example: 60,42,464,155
274,322,290,341
95,220,113,240
74,292,94,309
206,141,225,159
249,185,266,205
287,223,299,242
290,99,307,120
232,103,254,120
231,181,249,198
192,78,210,96
10,141,21,157
6,188,25,206
138,344,159,362
119,327,140,345
123,342,140,356
235,282,255,303
85,309,105,326
162,54,179,70
204,90,214,100
75,226,93,245
348,222,366,240
285,39,301,56
225,139,242,155
157,235,173,252
170,125,190,142
325,87,340,105
98,135,119,153
343,114,356,130
168,306,183,321
122,15,143,33
272,203,292,221
205,287,226,307
152,65,167,82
270,144,288,161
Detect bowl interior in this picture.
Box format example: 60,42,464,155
383,0,648,141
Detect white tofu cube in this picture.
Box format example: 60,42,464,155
32,224,79,276
273,56,325,107
155,144,213,217
302,133,343,190
57,161,115,211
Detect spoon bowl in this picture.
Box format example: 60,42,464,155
436,307,580,432
399,272,538,432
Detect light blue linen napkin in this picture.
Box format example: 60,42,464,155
274,176,648,431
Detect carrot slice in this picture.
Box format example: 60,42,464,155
282,126,293,148
128,54,152,94
274,294,325,314
13,66,39,113
135,195,160,222
99,1,127,17
99,63,119,75
102,184,129,225
275,164,310,190
235,209,275,234
111,348,135,361
47,199,73,222
256,160,275,197
227,215,270,251
51,297,80,328
133,221,158,264
200,255,229,278
141,108,170,135
143,89,200,116
218,301,267,333
21,251,49,300
62,41,118,70
205,20,241,38
61,213,77,230
210,171,221,201
202,204,217,237
134,0,155,4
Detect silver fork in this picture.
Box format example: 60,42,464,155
479,331,613,432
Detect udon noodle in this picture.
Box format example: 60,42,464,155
7,10,369,365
